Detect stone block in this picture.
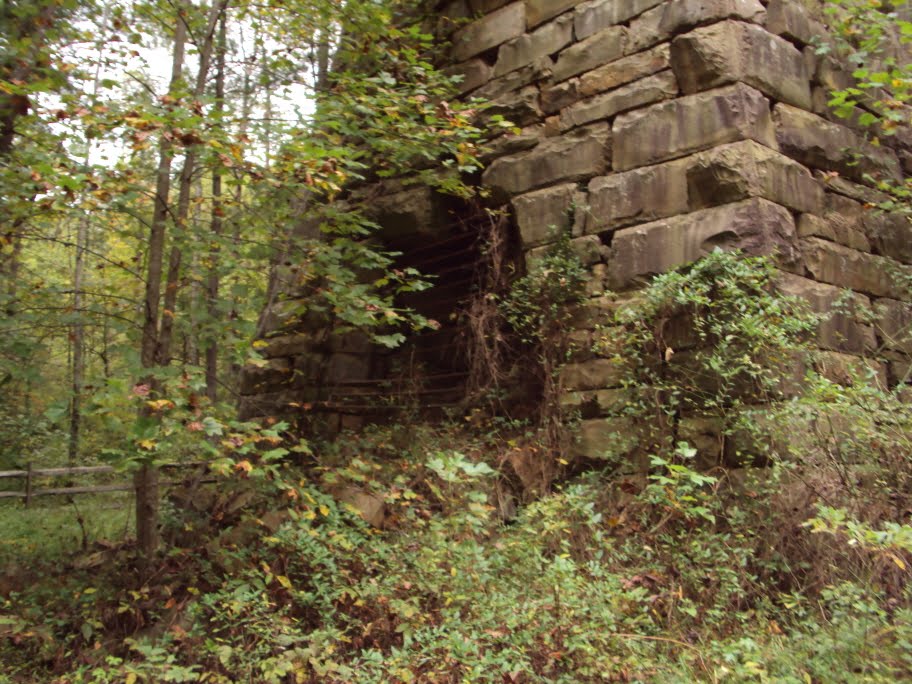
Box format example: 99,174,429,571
561,388,633,418
773,103,902,183
573,417,640,460
586,157,689,233
561,358,625,390
815,350,888,389
368,185,448,241
801,237,911,299
511,182,585,248
671,21,811,109
575,0,665,39
612,83,776,171
765,0,827,45
875,298,912,354
866,212,912,264
628,5,669,52
527,0,578,27
686,140,823,213
818,173,891,206
482,123,610,196
479,125,543,163
542,78,581,113
798,213,870,253
452,2,526,61
494,13,573,77
469,0,513,12
475,57,553,100
777,272,875,354
260,333,315,359
579,44,671,97
486,84,543,127
609,198,797,288
569,235,605,266
445,58,493,94
561,70,678,130
552,26,628,82
239,358,292,395
660,0,765,34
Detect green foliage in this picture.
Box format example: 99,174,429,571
500,231,588,346
820,0,912,205
610,249,818,453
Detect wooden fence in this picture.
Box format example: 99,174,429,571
0,462,215,506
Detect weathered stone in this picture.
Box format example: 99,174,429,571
239,358,292,395
542,78,581,113
368,185,448,240
561,388,632,417
573,417,640,460
494,13,573,77
527,0,578,27
585,262,610,295
798,213,870,252
875,298,912,354
678,416,725,467
561,70,677,130
512,182,585,248
579,44,670,98
801,237,911,299
586,158,690,233
612,83,776,171
480,125,543,163
627,5,669,52
445,58,493,94
574,0,665,39
777,272,875,354
609,198,797,288
671,21,811,109
325,353,371,384
482,123,610,196
487,85,542,127
543,115,561,136
815,350,887,389
765,0,827,45
552,27,628,82
469,0,513,12
773,103,902,183
260,333,315,359
475,57,553,100
452,2,526,61
660,0,765,34
686,140,823,213
561,358,625,390
817,173,891,206
865,212,912,264
332,486,386,528
569,235,605,265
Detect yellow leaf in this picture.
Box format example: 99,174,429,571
450,567,457,576
277,575,293,590
319,505,330,516
252,339,268,349
888,553,907,571
126,673,137,684
138,439,156,451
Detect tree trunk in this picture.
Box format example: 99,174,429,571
206,12,227,403
156,0,229,367
135,14,187,563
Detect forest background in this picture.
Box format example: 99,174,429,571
2,0,912,681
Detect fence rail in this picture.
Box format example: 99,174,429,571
0,462,214,505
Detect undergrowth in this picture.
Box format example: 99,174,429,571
2,251,912,683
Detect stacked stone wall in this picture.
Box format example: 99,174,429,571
442,0,912,460
243,0,912,454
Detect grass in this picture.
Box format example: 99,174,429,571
0,494,132,566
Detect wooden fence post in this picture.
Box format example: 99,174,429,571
25,462,33,508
